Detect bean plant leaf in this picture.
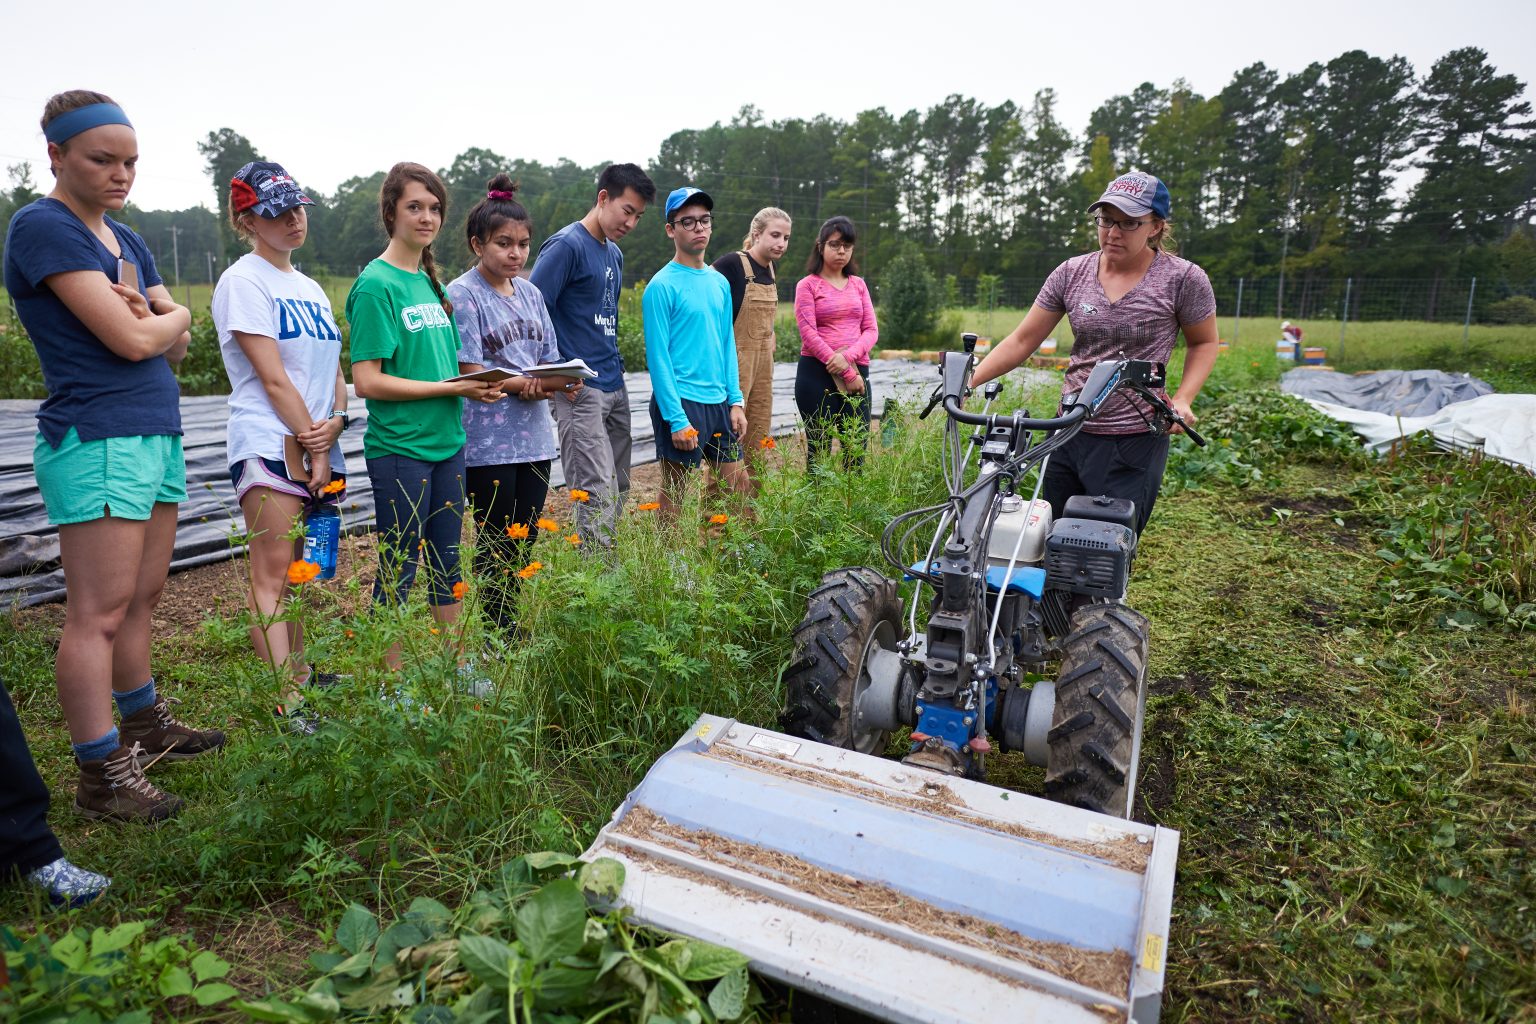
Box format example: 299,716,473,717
458,933,519,990
578,858,625,899
193,982,240,1006
673,940,749,981
191,949,232,982
158,964,195,997
405,897,453,934
51,932,89,971
534,964,602,1006
92,921,148,956
337,904,380,954
515,878,587,963
525,851,582,872
1434,875,1470,897
708,966,750,1020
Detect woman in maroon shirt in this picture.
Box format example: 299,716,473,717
970,172,1218,534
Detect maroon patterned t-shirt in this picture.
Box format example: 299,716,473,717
1036,250,1216,435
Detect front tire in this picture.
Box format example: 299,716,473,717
1043,603,1150,818
779,567,902,754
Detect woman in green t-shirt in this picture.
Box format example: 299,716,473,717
347,162,503,669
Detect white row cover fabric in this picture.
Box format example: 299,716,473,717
1302,393,1536,473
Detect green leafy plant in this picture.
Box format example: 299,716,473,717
0,920,238,1022
238,852,765,1023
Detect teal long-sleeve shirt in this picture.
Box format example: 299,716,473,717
642,261,744,434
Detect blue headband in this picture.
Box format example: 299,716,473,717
43,103,133,145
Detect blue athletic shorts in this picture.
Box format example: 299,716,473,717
649,396,740,468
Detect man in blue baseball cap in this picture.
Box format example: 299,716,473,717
643,186,749,519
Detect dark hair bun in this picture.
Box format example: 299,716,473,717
486,173,518,197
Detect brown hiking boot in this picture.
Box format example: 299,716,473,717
75,742,185,822
119,697,226,762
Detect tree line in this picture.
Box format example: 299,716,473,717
3,45,1532,318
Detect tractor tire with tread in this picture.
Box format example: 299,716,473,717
779,567,902,755
1043,602,1150,818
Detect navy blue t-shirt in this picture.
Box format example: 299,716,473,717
3,198,181,447
528,221,625,392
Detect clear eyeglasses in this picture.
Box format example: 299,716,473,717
673,215,713,230
1093,214,1148,232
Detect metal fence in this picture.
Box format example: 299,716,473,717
951,274,1536,328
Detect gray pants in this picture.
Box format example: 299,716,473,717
552,384,631,546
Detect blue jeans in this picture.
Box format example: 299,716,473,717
367,449,466,606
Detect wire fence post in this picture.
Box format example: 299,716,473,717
1234,276,1244,346
1463,276,1477,354
1339,277,1352,363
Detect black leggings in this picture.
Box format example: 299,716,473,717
1041,431,1171,535
0,680,64,879
794,356,872,471
465,461,551,630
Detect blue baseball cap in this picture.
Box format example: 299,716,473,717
231,161,315,219
1090,171,1171,219
664,186,713,223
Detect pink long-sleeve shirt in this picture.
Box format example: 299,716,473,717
795,275,878,381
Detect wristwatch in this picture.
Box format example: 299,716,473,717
331,411,351,431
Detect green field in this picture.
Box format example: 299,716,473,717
2,347,1533,1020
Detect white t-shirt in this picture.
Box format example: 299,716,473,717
213,253,346,470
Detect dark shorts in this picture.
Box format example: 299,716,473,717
230,456,346,507
649,396,741,468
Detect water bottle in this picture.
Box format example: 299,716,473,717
303,506,340,579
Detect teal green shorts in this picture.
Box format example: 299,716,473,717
33,428,188,525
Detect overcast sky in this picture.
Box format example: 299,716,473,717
3,0,1533,213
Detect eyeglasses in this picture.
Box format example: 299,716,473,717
824,240,854,253
1093,214,1147,232
672,214,712,230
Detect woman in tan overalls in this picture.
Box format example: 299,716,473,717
712,207,791,486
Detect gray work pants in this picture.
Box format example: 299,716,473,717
552,384,631,547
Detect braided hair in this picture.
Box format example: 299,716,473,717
380,162,452,315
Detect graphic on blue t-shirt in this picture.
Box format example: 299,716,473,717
276,298,340,341
598,266,616,337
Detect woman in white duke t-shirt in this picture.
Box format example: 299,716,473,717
212,160,347,732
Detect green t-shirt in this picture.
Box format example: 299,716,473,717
346,259,466,462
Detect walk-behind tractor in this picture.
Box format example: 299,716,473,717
585,339,1206,1023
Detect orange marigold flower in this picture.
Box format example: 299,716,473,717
345,629,355,639
636,502,661,511
759,436,777,449
565,533,582,546
712,432,723,438
681,426,699,439
569,488,591,503
517,561,544,580
286,560,320,585
505,522,530,540
536,517,558,531
319,478,345,495
709,514,729,525
430,627,441,635
452,581,468,601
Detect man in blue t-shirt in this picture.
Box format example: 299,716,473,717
529,163,656,548
642,187,747,520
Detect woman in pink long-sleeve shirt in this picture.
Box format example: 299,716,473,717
794,215,879,470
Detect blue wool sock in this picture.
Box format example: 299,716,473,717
113,678,157,718
73,727,120,763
